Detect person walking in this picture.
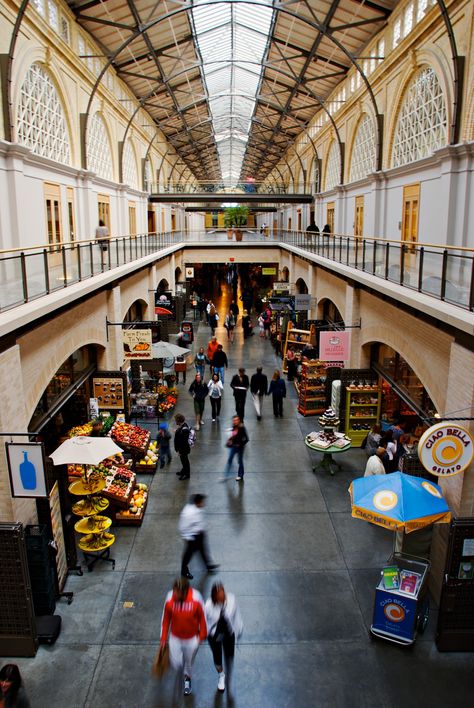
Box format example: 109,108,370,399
189,373,208,431
250,367,268,421
205,583,244,693
229,300,239,320
223,416,249,481
230,368,249,420
262,306,272,339
224,309,236,343
207,301,218,335
207,336,220,373
179,494,219,579
364,447,387,476
157,422,172,468
306,217,319,235
241,311,253,339
0,664,30,708
194,346,208,379
208,373,224,422
211,344,228,384
174,413,191,480
268,369,286,417
160,578,207,697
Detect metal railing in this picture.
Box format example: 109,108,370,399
150,180,308,194
279,230,474,311
1,229,473,313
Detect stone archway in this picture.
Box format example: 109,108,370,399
317,297,345,326
281,266,289,282
157,278,169,292
122,297,149,323
295,277,308,294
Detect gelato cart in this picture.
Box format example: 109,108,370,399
371,553,430,646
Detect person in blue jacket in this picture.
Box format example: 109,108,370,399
268,369,287,418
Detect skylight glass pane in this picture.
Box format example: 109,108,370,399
193,0,274,183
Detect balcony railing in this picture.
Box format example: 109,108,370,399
150,181,307,194
0,229,473,313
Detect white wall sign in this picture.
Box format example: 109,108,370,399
418,422,474,477
6,442,48,498
123,328,152,359
185,267,194,278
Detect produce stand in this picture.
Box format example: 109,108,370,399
115,485,149,525
371,553,430,646
102,467,136,507
110,421,150,457
69,476,115,572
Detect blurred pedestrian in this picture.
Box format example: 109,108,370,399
364,447,387,477
174,413,191,480
179,494,219,579
241,310,253,339
365,423,382,457
0,664,30,708
250,367,268,421
262,306,272,339
229,300,239,320
207,336,220,371
194,346,208,379
223,415,249,481
160,578,207,697
189,373,208,431
230,368,249,419
157,422,172,469
286,347,297,381
208,373,224,422
224,310,236,343
206,583,243,693
268,370,286,417
207,301,218,334
211,344,228,384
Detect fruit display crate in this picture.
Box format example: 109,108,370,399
115,487,148,526
110,422,151,456
134,461,158,473
102,467,136,508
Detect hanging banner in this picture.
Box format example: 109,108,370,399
418,422,474,477
123,329,152,359
6,442,48,498
319,331,351,361
154,290,175,317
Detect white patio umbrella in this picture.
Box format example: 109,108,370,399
151,341,191,359
49,436,124,466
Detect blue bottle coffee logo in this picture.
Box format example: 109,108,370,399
19,451,37,490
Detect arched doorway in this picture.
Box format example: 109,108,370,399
281,266,290,282
295,277,308,294
157,278,169,293
124,298,148,322
317,297,344,327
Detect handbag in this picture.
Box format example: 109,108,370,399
152,644,170,678
226,435,234,448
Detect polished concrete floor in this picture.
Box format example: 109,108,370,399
7,293,473,707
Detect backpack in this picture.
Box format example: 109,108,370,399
209,304,216,316
188,428,196,447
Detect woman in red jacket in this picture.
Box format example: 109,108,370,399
160,578,207,696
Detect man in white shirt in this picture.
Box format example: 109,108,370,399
179,494,219,579
364,447,387,477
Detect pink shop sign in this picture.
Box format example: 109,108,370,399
319,331,351,361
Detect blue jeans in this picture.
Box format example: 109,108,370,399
225,446,244,478
214,366,225,384
195,364,205,379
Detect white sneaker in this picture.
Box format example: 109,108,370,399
212,418,216,422
184,676,192,695
201,419,205,425
195,423,200,431
217,673,225,692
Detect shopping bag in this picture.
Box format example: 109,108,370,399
152,644,170,678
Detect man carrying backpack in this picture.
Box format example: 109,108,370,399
174,413,192,480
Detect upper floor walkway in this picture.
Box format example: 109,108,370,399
1,229,473,336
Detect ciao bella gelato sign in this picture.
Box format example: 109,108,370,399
418,422,474,477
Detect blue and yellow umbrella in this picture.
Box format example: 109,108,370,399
349,471,451,533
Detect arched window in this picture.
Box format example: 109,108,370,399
17,63,71,164
87,113,113,180
349,115,376,182
392,67,447,167
122,139,138,189
325,141,340,191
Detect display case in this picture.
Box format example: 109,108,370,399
282,322,316,373
344,384,381,447
297,360,327,416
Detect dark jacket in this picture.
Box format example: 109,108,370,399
268,378,286,398
174,422,190,454
212,350,228,368
250,372,268,395
3,686,31,708
189,380,209,401
228,424,249,449
157,430,171,450
230,374,249,396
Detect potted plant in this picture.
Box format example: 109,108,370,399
223,210,234,240
223,205,249,241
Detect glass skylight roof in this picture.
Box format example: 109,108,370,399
192,0,274,183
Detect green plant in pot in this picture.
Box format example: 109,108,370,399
223,205,249,241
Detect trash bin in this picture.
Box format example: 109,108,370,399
371,552,430,646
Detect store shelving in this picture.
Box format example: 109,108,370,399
344,385,381,447
282,322,316,373
297,360,327,416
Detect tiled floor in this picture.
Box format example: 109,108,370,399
6,291,473,707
